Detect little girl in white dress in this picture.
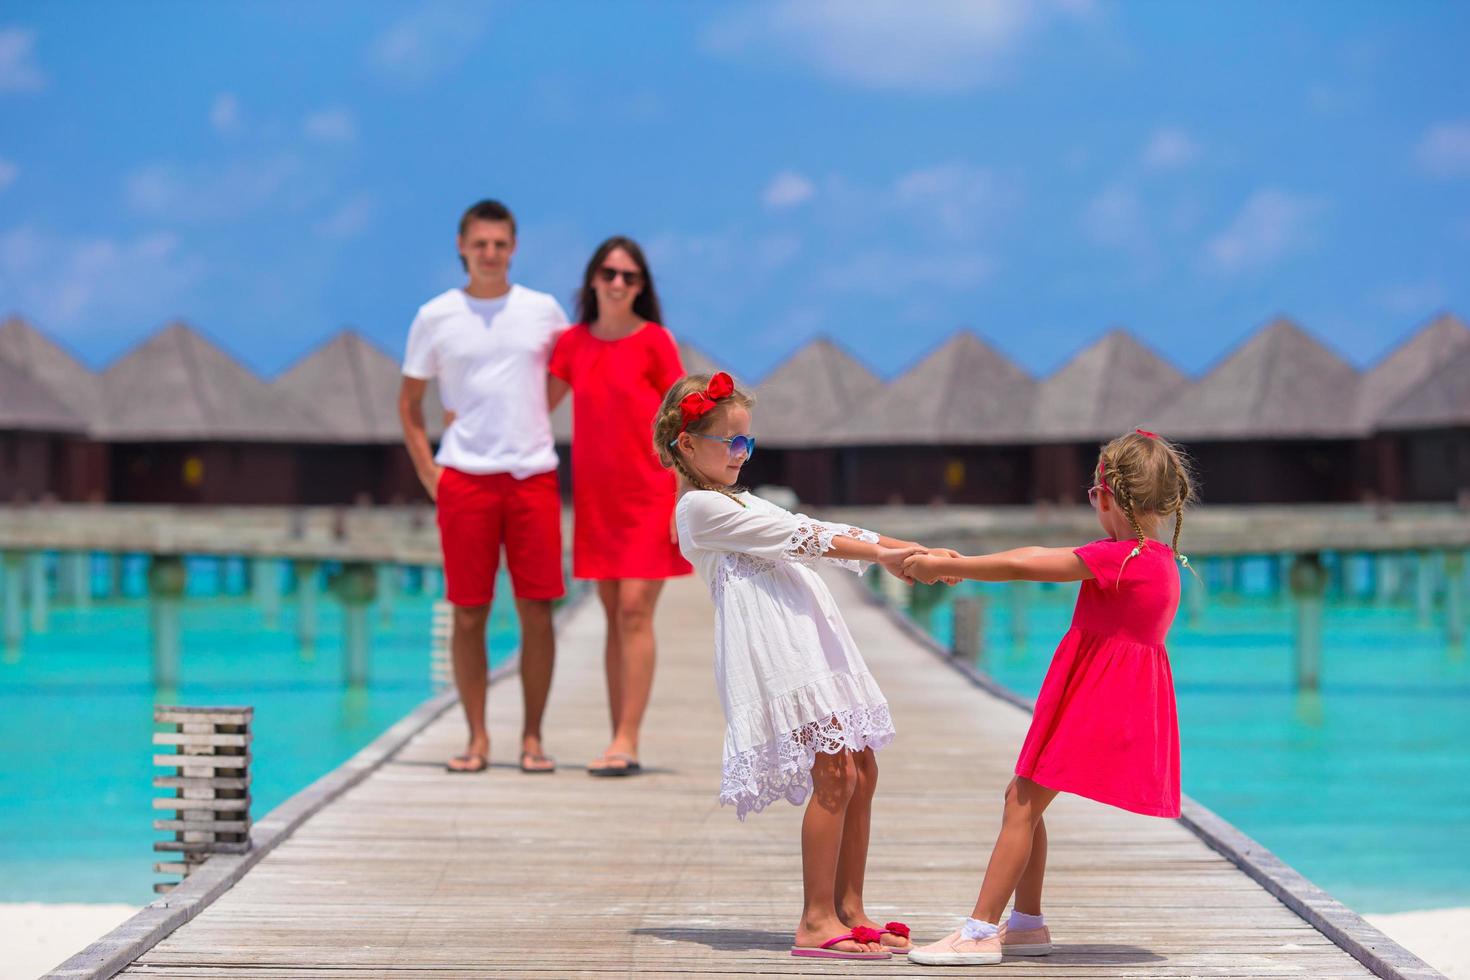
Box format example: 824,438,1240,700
655,371,953,961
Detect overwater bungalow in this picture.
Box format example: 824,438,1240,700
274,330,446,504
1376,333,1470,502
96,323,327,505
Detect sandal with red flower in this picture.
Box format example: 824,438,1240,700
790,925,891,960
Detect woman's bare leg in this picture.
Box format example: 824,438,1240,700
596,579,622,736
601,578,663,764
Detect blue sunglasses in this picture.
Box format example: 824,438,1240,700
672,432,756,459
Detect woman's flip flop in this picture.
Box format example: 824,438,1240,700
587,752,641,777
790,926,892,959
519,752,556,774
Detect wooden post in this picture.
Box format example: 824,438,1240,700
149,556,187,690
951,595,984,669
152,705,252,893
424,565,444,600
1374,552,1400,605
295,559,321,655
1446,551,1466,647
430,600,452,690
332,562,378,689
2,552,22,655
1008,581,1029,649
26,551,48,634
377,563,398,627
59,551,91,609
252,556,281,630
1416,551,1439,629
878,567,907,607
1186,566,1206,625
106,552,122,598
1289,553,1327,692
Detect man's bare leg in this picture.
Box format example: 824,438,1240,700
447,602,490,770
516,597,556,769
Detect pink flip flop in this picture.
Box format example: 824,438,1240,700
790,926,892,960
881,920,912,953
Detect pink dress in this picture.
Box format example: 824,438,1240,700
1014,538,1181,818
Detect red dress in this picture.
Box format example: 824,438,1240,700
548,323,693,581
1014,538,1181,817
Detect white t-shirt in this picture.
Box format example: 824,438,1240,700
402,285,569,478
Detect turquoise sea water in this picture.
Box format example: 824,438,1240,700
909,555,1470,914
0,557,522,906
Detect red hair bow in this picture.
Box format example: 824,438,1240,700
1135,428,1159,439
679,372,735,430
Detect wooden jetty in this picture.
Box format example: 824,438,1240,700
60,572,1439,979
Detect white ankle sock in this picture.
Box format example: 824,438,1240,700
1007,910,1045,931
961,917,999,941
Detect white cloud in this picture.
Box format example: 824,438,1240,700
126,155,306,222
368,5,491,85
209,93,242,136
0,226,202,327
762,171,815,209
314,196,375,240
0,28,45,93
1414,121,1470,178
703,0,1092,93
1141,128,1199,171
0,157,16,190
1376,279,1447,317
819,248,993,293
892,163,1007,239
1081,183,1147,251
304,107,357,144
1203,189,1325,276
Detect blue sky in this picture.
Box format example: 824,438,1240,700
1,1,1467,381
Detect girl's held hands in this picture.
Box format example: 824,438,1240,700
904,551,947,585
876,545,925,584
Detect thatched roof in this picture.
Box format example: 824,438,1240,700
550,337,723,443
275,330,446,443
1143,318,1361,439
1357,313,1470,427
830,330,1035,445
0,317,106,426
0,356,83,433
1032,329,1187,442
1378,343,1470,429
751,337,882,448
97,322,327,442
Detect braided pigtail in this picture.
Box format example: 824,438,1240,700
1097,430,1201,587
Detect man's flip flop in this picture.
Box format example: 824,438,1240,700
587,753,641,777
791,926,891,960
519,752,556,774
445,753,488,773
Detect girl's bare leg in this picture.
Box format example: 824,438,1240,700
1013,814,1048,916
835,749,908,949
971,777,1058,922
796,751,880,953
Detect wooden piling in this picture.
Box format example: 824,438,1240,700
1289,553,1327,692
951,594,983,668
430,600,452,690
152,706,252,894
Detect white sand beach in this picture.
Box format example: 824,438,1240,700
5,902,1466,978
1366,908,1470,980
2,903,139,980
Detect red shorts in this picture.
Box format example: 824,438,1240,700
435,467,565,607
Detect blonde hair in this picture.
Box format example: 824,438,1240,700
1096,430,1200,582
653,373,755,506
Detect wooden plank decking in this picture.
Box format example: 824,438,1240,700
115,571,1390,978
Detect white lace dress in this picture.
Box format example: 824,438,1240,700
674,490,895,820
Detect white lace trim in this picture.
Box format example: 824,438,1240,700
719,702,896,820
784,517,879,575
